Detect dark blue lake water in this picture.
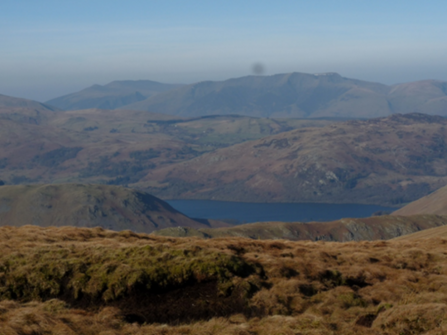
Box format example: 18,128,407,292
166,200,395,224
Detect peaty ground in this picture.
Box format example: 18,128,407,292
1,226,447,334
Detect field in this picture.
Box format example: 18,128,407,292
2,226,447,334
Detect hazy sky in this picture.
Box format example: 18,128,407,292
2,0,447,101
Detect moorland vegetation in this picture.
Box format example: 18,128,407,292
1,226,447,334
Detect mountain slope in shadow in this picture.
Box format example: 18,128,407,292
0,183,227,233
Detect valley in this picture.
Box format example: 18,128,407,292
2,93,447,206
2,79,447,335
5,2,447,334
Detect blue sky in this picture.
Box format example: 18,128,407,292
1,0,447,101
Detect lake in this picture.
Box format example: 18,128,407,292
166,199,396,224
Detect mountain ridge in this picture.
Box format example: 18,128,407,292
0,93,60,112
120,72,447,118
43,72,447,119
45,80,182,111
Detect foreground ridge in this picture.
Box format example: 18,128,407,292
1,225,447,334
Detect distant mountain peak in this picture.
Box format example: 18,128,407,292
312,72,341,77
44,72,447,118
45,80,183,111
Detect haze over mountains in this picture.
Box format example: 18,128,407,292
0,94,59,113
46,80,182,111
2,71,447,207
45,72,447,119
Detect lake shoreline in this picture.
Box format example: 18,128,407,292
166,199,396,224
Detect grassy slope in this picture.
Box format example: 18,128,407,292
392,183,447,216
153,215,447,242
2,226,447,334
393,225,447,240
0,184,227,233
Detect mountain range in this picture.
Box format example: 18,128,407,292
45,72,447,119
46,80,181,111
3,91,447,205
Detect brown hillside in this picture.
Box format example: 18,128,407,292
0,184,226,233
142,113,447,205
392,184,447,216
2,226,447,334
0,107,335,186
0,106,57,125
0,93,59,112
153,215,447,242
393,225,447,240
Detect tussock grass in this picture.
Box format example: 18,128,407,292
2,226,447,333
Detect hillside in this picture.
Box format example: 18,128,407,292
0,108,335,187
0,93,59,113
0,184,225,232
119,72,447,118
392,183,447,216
46,80,182,110
153,215,447,241
1,109,446,206
393,224,447,240
2,226,447,334
142,113,447,206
